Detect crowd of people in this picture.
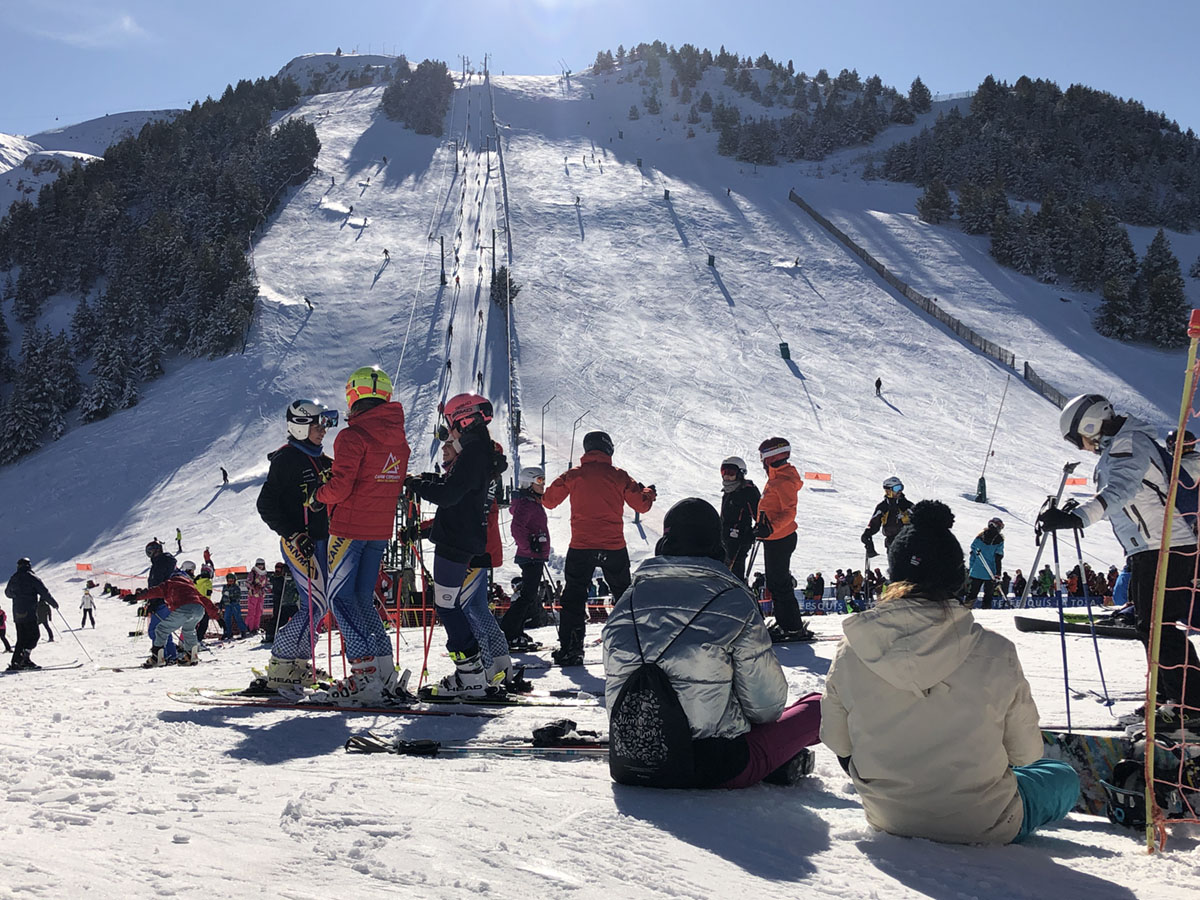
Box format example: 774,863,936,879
7,385,1198,847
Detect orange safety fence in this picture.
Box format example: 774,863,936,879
804,472,832,482
1066,477,1089,486
75,563,93,571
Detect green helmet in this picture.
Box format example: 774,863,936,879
345,366,392,408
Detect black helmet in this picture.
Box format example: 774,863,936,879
145,540,163,558
16,557,32,570
583,431,614,456
1167,429,1197,454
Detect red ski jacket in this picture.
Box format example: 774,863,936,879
542,450,655,550
140,576,221,620
318,402,411,540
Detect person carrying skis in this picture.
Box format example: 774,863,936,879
821,500,1078,844
407,393,512,696
861,476,913,558
255,399,336,690
305,366,411,705
80,587,96,628
719,455,760,582
604,498,822,789
754,437,809,642
542,431,656,666
137,573,222,667
245,559,269,632
966,517,1005,609
1038,393,1200,731
503,466,550,651
5,558,58,671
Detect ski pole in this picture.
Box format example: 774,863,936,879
61,612,94,662
1072,526,1112,708
1050,529,1072,732
1019,460,1081,609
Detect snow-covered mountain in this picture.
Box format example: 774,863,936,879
0,58,1196,897
278,52,399,96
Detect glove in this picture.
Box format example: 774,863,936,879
1037,507,1084,533
49,599,59,610
286,531,315,561
753,514,772,540
860,529,873,546
301,483,325,512
404,474,421,493
645,484,657,502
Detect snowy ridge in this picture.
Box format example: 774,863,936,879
277,52,398,97
0,62,1196,897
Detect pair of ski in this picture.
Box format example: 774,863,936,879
345,718,608,759
1,659,82,675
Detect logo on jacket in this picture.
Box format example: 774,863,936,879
377,453,405,482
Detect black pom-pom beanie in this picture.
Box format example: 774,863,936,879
887,499,965,598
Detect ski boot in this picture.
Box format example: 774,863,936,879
420,650,488,700
177,647,200,666
142,647,166,668
264,656,323,691
307,655,400,707
763,748,816,786
483,653,513,694
507,633,541,653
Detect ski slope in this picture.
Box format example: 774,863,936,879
0,59,1197,898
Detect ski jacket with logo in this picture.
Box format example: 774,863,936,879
543,450,655,550
510,488,550,561
317,402,410,540
410,429,494,563
820,597,1042,844
139,575,221,620
257,440,332,541
968,530,1004,580
756,463,803,542
1075,415,1194,556
5,570,57,622
720,479,760,545
603,555,788,785
865,494,914,546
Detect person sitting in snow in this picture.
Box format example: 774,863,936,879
604,498,821,790
821,500,1078,844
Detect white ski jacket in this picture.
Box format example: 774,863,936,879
821,597,1042,844
1075,416,1193,556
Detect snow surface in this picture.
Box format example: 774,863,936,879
1,62,1198,897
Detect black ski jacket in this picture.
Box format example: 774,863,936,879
720,480,761,547
411,429,494,563
5,570,57,622
256,439,332,541
864,494,914,547
148,552,177,588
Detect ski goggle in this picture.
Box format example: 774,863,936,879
989,518,1003,531
293,409,339,429
885,482,903,494
720,464,741,477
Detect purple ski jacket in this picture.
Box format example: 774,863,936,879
510,489,550,561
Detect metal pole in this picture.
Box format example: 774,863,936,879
1018,461,1080,609
540,395,556,470
980,372,1011,481
492,229,496,280
569,410,590,472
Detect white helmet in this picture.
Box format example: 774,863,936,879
286,400,336,441
180,560,196,575
883,476,903,492
1060,394,1114,449
721,456,748,477
254,558,266,569
518,466,545,489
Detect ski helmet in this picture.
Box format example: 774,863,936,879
16,557,31,571
145,540,163,558
721,456,748,477
519,466,545,489
583,431,614,456
286,399,337,441
1167,429,1197,454
180,560,196,575
758,437,790,467
254,558,266,569
988,517,1003,531
344,366,393,409
200,564,213,578
883,476,903,493
1060,393,1114,449
443,393,493,431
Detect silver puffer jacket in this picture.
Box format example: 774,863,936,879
603,555,787,739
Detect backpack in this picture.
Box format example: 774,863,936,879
1151,441,1200,535
608,587,728,789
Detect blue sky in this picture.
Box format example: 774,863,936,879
2,0,1197,136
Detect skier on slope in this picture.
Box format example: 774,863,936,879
503,466,550,650
542,431,657,666
143,540,179,664
719,456,760,582
1037,393,1200,731
861,476,913,558
406,393,512,696
303,366,410,706
966,518,1005,609
5,559,58,671
255,399,336,690
245,559,269,632
137,573,222,667
80,587,96,629
754,437,810,642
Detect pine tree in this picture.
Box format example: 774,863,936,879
916,179,952,224
1190,254,1200,278
909,76,932,114
1138,229,1188,347
1095,275,1141,341
698,91,713,113
956,181,991,233
628,104,640,120
687,104,701,125
490,266,521,308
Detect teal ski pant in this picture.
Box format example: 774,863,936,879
1012,759,1079,842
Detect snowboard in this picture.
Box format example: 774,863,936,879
1015,615,1137,640
1041,730,1187,817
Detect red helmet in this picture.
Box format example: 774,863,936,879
444,393,493,430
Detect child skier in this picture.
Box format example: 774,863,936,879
503,466,550,650
138,573,222,667
245,559,269,632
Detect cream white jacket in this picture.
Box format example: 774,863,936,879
820,597,1042,844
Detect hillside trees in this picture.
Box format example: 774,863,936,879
916,180,952,223
0,72,318,462
381,59,454,135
